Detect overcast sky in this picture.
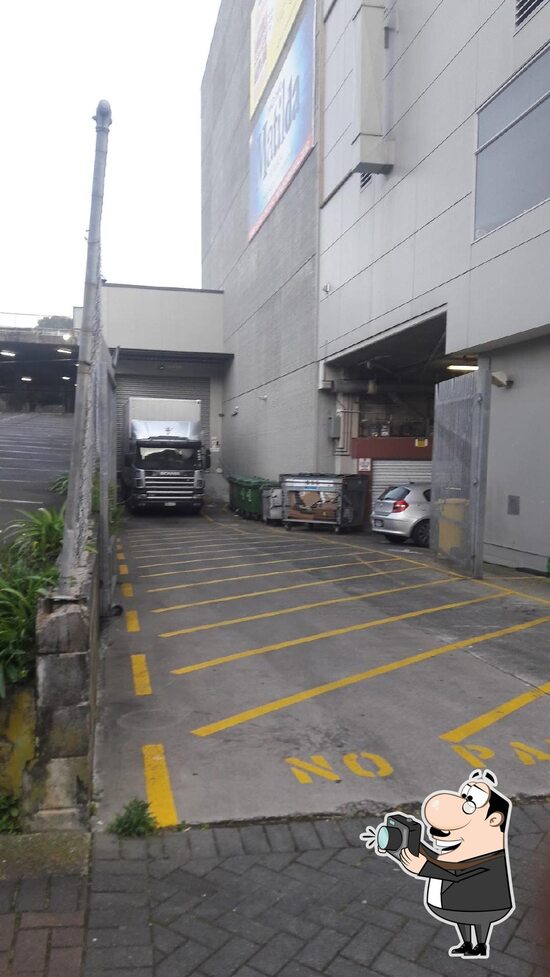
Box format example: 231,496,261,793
0,0,222,322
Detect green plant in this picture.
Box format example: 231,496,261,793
5,508,65,567
50,472,69,495
0,794,22,833
0,560,58,697
107,798,158,837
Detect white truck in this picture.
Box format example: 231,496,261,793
120,397,210,512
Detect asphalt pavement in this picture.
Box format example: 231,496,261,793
95,507,550,830
0,412,73,532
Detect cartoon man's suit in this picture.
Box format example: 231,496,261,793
361,769,514,959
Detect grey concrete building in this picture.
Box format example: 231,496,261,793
75,283,230,473
202,0,550,573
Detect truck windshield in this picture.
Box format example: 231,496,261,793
137,445,199,470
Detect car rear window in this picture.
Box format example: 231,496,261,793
379,486,410,501
423,489,431,502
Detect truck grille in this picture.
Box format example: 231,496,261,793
144,472,195,500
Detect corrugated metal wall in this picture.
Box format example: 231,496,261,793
371,460,432,503
115,374,211,461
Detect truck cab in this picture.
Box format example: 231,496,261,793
120,399,210,512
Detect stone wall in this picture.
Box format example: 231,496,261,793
0,686,36,796
22,551,99,831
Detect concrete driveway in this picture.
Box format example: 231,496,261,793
0,412,73,531
95,508,550,829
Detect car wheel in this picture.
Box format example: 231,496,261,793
384,534,406,544
412,520,430,548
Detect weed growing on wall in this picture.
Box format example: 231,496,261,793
0,793,22,833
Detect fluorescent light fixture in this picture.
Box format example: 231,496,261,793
62,376,71,381
20,376,32,382
0,350,16,357
447,364,478,372
57,347,72,355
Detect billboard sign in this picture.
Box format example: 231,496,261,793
250,0,305,118
248,0,315,241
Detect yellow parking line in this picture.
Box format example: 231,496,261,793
172,591,502,672
152,563,432,613
121,583,134,598
441,677,550,743
132,539,327,558
134,543,318,561
119,564,129,576
314,533,468,578
190,610,549,737
147,559,391,594
129,536,236,549
116,551,126,562
138,544,350,569
473,578,550,608
141,551,358,579
125,610,140,633
131,654,152,695
142,744,179,827
130,540,261,556
160,573,446,634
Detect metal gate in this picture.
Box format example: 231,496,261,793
431,366,491,577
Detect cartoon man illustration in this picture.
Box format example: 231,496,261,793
361,769,514,958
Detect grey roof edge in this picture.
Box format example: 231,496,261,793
102,282,224,295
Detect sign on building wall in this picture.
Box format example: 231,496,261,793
248,0,315,241
250,0,305,118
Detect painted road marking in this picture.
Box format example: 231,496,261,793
440,679,550,743
151,562,436,612
147,559,393,594
129,534,310,551
0,497,43,504
131,654,152,696
286,751,394,784
142,551,368,580
122,583,134,598
190,609,550,737
130,536,279,551
173,591,503,674
119,564,129,576
161,574,453,639
313,533,467,579
138,544,354,569
117,552,126,562
142,744,178,827
125,610,141,633
475,579,550,609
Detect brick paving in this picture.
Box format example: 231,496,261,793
1,800,549,976
0,878,86,977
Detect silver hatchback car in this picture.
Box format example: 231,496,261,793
370,482,431,547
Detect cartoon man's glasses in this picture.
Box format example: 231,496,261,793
460,782,489,814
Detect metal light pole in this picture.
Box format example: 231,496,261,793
59,100,112,594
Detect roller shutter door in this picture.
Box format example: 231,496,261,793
115,374,210,460
371,460,432,505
